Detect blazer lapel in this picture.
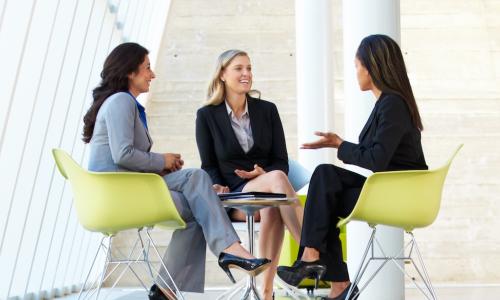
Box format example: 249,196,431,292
246,98,259,153
358,106,376,142
144,126,153,149
215,103,246,155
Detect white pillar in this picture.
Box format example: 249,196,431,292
343,1,404,300
295,0,333,171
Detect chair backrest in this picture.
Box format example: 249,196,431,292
288,159,312,192
52,149,185,235
337,145,462,232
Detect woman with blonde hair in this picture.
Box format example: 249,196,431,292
196,49,303,299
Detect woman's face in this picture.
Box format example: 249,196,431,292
221,55,252,95
355,57,372,91
128,55,155,97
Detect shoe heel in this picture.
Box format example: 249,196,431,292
314,268,326,289
220,265,236,283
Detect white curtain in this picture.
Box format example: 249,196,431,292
0,0,170,298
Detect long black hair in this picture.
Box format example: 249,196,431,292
356,34,423,131
82,42,149,143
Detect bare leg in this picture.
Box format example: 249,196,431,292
258,207,284,299
244,171,303,242
242,171,303,300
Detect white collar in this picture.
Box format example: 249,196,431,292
225,99,249,117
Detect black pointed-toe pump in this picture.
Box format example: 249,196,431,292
218,252,271,283
277,260,326,289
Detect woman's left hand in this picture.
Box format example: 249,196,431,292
235,164,266,179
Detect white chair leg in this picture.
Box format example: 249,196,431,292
78,236,106,300
346,227,377,300
95,236,112,300
146,229,186,300
409,233,437,300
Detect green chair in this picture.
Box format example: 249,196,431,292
52,149,186,300
338,145,463,300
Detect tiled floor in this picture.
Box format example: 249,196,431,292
61,285,500,299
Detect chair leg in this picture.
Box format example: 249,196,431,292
95,236,112,300
408,233,437,300
78,236,106,300
138,229,156,279
345,227,377,300
145,229,186,300
346,227,438,300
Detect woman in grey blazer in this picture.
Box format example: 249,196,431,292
82,43,270,299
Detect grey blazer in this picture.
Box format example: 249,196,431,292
88,92,164,173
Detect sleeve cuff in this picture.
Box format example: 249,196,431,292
151,152,165,173
337,141,355,162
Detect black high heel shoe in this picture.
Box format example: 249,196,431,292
148,284,169,300
276,260,326,288
218,252,271,283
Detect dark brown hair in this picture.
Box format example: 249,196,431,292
356,34,423,131
82,42,149,143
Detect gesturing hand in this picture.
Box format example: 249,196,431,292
301,131,344,149
163,153,184,172
234,164,266,179
213,184,230,194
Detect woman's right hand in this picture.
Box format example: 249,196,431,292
301,131,344,149
213,184,230,194
163,153,184,172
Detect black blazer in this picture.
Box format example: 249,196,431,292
196,96,288,190
338,93,427,172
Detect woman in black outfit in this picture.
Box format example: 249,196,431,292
277,34,428,300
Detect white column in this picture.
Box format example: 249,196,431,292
295,0,333,172
343,1,404,300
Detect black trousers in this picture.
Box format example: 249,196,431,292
299,164,366,282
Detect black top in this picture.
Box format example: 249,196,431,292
338,92,428,172
196,96,288,190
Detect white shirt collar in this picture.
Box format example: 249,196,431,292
225,99,249,118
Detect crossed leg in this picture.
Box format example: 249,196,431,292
238,170,303,300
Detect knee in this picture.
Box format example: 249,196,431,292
260,206,281,219
313,164,334,177
267,170,289,184
188,168,211,184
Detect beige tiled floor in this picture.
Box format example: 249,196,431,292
61,285,500,299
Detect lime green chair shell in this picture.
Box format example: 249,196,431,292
337,145,462,232
52,149,186,235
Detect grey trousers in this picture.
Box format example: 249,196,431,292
157,168,239,293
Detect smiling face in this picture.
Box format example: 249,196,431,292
128,55,155,97
220,54,252,96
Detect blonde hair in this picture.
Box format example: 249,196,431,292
205,49,260,106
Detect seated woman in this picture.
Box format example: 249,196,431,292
82,43,270,300
277,34,428,300
195,49,303,299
